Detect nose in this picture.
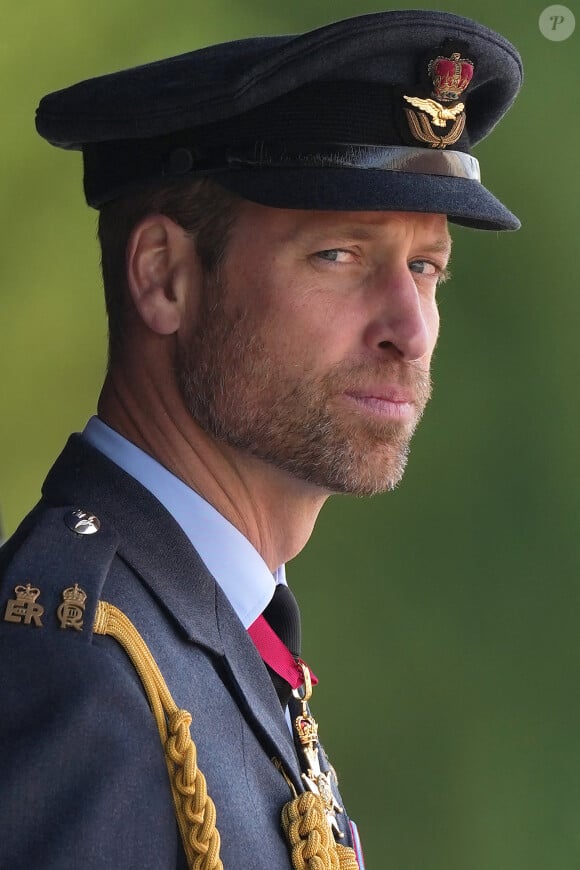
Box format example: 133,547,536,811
363,266,436,362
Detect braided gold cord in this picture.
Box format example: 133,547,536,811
336,845,360,870
166,710,222,869
282,792,339,870
94,601,222,870
281,790,359,870
94,601,359,870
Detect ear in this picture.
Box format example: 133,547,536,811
126,215,199,335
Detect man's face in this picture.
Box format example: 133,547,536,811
177,204,449,496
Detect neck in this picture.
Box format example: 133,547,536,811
98,366,328,571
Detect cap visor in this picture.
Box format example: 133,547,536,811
213,168,520,231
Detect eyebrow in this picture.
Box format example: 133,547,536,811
328,226,376,242
290,224,453,253
288,224,375,244
286,222,454,269
424,236,453,257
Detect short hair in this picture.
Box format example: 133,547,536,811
97,178,241,365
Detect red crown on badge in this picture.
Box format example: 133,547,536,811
428,52,474,102
295,714,318,746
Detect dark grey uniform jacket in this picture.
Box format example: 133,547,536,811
0,435,352,869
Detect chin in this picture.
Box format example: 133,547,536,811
311,447,410,497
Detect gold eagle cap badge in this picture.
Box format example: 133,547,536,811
403,51,474,149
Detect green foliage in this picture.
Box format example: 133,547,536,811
1,2,578,867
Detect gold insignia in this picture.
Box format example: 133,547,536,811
403,96,464,128
293,663,344,838
57,584,87,631
4,584,44,627
404,104,466,148
403,48,474,149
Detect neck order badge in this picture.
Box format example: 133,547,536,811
250,594,363,867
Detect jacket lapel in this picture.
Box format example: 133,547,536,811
42,434,302,788
214,589,302,784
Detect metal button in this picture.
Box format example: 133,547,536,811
64,509,100,535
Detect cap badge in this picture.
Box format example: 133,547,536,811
429,52,474,103
403,51,474,149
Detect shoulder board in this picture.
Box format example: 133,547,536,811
0,502,119,644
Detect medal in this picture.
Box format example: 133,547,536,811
292,661,344,838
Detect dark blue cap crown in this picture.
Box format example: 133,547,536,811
36,10,523,230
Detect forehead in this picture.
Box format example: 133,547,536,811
233,202,452,252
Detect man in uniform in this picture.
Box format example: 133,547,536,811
0,9,522,870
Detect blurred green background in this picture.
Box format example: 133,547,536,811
1,1,579,867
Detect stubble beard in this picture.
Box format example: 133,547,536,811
176,276,432,496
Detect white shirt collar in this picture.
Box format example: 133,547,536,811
83,416,284,628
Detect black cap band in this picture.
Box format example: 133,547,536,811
222,143,481,180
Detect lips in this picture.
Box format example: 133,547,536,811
344,386,415,405
339,384,417,423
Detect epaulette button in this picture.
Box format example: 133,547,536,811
64,509,100,535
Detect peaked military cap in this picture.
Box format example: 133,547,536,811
36,9,522,231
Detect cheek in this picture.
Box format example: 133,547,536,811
428,298,440,331
254,276,335,348
259,301,350,376
429,304,441,349
424,299,441,354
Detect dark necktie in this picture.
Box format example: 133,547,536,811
262,584,301,707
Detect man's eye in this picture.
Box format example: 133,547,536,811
315,249,353,263
409,259,437,276
409,260,449,282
